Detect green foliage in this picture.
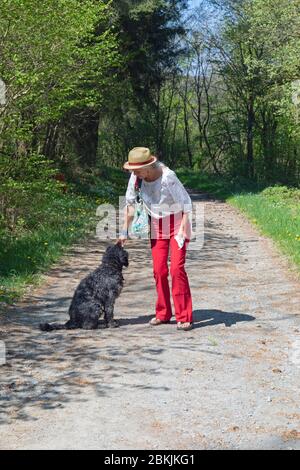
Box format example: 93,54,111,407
0,153,60,236
261,185,300,207
98,0,188,165
111,0,187,100
0,0,121,164
69,166,128,201
0,164,125,304
0,0,119,115
0,191,97,303
197,0,300,183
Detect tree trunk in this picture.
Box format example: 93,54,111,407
72,112,100,167
246,98,255,179
43,122,59,159
182,72,193,168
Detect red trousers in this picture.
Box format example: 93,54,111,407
149,213,193,323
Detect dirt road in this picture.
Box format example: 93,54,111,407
0,192,299,450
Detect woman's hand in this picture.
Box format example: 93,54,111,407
116,236,126,247
116,229,128,247
177,227,188,240
116,206,134,247
178,213,191,240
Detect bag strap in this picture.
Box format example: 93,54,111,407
134,176,142,203
134,176,142,191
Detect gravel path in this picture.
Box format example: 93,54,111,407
0,192,299,450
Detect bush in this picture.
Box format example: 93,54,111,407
0,153,61,236
261,185,300,204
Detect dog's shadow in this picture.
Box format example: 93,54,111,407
118,309,255,328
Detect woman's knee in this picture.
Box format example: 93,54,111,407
170,264,186,279
153,265,169,280
170,267,190,295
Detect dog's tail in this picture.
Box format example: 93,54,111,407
39,320,76,332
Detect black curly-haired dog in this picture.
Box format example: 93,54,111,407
40,244,128,332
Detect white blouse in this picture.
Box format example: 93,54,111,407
125,162,192,219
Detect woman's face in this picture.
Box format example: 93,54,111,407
132,167,151,180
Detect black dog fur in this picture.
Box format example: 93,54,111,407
40,244,128,331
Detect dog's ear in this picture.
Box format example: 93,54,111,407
101,245,114,263
118,246,129,267
104,245,116,258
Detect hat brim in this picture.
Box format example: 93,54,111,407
123,156,157,170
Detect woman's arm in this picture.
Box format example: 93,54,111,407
177,212,191,240
166,171,192,239
117,204,134,246
117,172,136,246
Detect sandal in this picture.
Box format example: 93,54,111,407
177,322,193,331
149,317,170,326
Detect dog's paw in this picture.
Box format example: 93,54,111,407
107,319,120,328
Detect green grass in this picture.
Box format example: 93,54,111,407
177,169,264,199
0,167,129,305
177,169,300,274
0,193,98,304
229,191,300,270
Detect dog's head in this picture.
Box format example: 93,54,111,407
102,244,129,269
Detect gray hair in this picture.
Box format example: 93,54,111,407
150,160,161,170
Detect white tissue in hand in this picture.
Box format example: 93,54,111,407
175,234,185,249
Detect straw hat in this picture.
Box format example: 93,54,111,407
123,147,157,170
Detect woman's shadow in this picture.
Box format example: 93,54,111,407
191,309,255,329
119,309,255,328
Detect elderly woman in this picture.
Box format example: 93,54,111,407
117,147,193,331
